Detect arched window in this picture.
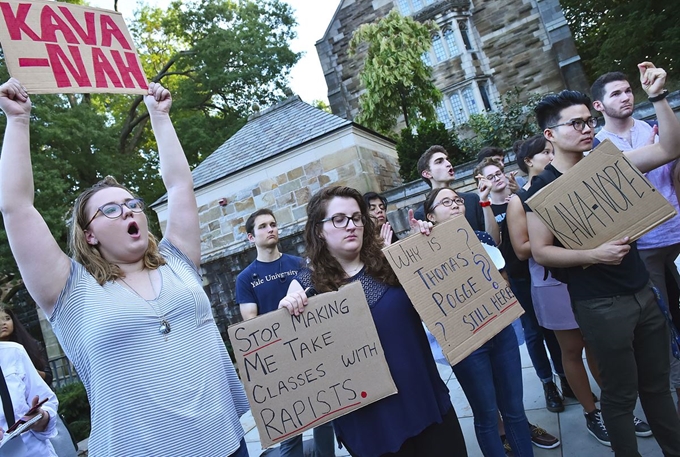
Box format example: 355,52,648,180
432,34,447,62
443,28,459,57
435,103,453,129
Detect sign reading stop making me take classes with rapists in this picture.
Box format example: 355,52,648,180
0,0,148,94
228,281,397,448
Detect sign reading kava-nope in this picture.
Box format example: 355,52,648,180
0,0,148,94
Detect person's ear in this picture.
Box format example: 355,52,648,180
426,213,436,223
247,233,255,242
544,128,555,142
592,100,604,112
85,230,98,246
421,169,432,179
524,157,532,168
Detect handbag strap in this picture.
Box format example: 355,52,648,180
0,365,17,428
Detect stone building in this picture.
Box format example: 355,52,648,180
316,0,589,128
151,96,401,336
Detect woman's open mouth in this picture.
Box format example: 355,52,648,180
127,221,140,237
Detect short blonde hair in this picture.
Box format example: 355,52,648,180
69,176,166,285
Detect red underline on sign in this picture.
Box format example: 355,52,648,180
500,300,519,313
18,58,50,67
274,401,362,441
243,339,282,357
473,314,498,334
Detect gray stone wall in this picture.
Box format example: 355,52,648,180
317,0,587,124
196,143,401,262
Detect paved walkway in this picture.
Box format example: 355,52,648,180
241,341,676,457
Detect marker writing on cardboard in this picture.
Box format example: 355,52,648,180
533,159,652,249
385,243,424,269
259,378,359,440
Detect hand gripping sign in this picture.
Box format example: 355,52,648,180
0,0,148,94
228,281,397,448
526,139,677,250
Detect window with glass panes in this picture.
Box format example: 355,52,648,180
432,34,447,62
435,103,453,129
449,92,466,125
443,29,459,57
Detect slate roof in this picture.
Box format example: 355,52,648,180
193,96,350,189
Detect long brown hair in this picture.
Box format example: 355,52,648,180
304,186,398,293
69,176,166,285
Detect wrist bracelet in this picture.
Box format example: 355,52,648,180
479,200,491,207
649,89,668,103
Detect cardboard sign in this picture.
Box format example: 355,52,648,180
0,0,147,94
228,281,397,448
526,139,677,250
384,216,524,366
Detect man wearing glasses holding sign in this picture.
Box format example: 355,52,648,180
524,62,680,456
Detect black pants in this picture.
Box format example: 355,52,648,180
344,407,468,457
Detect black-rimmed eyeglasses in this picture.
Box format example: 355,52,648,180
432,197,465,211
83,198,145,229
319,213,366,229
547,117,597,131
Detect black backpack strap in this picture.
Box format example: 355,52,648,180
0,365,17,429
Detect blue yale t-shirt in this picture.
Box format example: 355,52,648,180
236,254,304,315
522,163,649,300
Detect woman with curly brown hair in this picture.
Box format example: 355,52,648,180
278,186,467,457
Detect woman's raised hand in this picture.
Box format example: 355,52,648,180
144,81,172,115
0,78,31,118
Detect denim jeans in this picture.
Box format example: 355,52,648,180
279,422,335,457
230,438,249,457
573,284,680,457
453,325,532,457
509,276,563,382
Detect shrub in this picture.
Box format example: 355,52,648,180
55,381,91,442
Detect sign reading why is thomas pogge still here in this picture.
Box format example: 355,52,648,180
228,281,397,449
526,139,677,250
0,0,148,94
384,216,524,366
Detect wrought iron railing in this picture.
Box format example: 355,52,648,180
49,356,79,389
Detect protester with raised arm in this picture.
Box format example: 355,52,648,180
524,63,680,456
0,78,250,457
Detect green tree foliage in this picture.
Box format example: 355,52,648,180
56,381,91,442
460,88,542,157
396,121,468,182
349,10,442,135
0,0,299,289
561,0,680,90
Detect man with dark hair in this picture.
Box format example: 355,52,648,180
525,63,680,456
592,70,680,419
414,145,499,243
236,209,335,457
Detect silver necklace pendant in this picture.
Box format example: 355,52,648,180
159,319,171,335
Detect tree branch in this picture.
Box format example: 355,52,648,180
119,49,197,154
